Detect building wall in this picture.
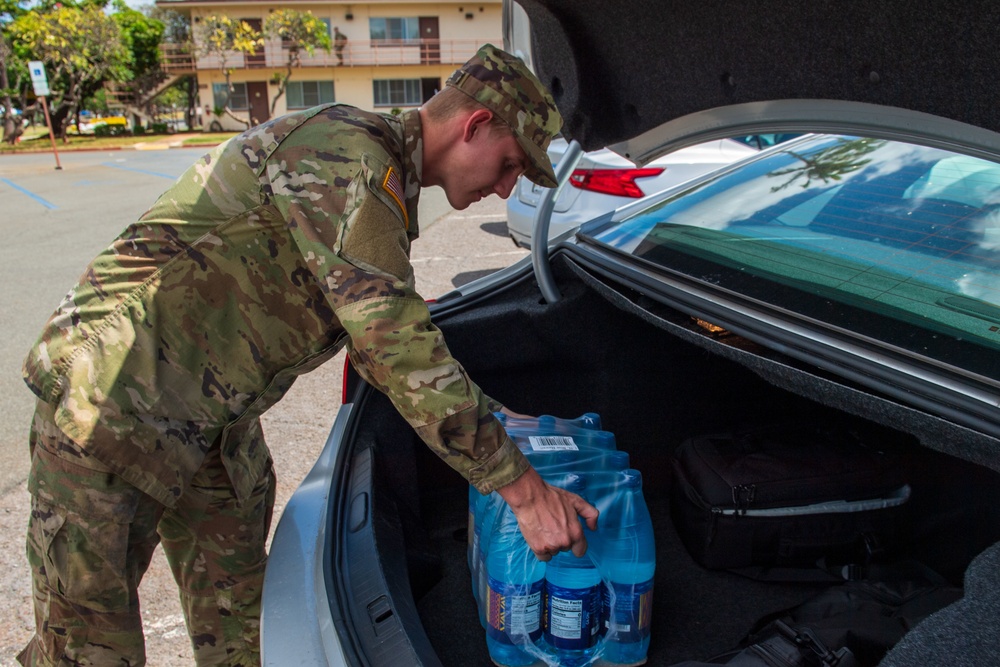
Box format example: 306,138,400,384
187,1,501,130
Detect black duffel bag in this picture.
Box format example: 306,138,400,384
670,422,911,579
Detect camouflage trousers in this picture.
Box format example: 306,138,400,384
18,401,275,666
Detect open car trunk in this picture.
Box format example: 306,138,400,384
341,251,1000,666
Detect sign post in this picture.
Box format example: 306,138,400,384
28,60,61,170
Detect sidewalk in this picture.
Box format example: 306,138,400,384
131,132,218,151
0,132,225,155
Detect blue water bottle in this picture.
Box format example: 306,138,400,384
484,501,545,666
543,475,602,666
475,491,506,627
484,411,604,596
495,411,602,434
468,484,480,573
597,469,655,665
513,428,617,454
468,487,491,624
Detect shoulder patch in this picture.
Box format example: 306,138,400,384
381,166,409,229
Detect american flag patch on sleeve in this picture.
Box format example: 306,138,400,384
382,166,409,229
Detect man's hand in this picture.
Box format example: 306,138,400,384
497,466,600,561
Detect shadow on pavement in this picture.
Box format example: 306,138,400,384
452,268,503,287
479,221,509,237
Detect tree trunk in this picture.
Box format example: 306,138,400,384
0,33,22,145
184,75,197,130
223,71,250,128
269,51,298,116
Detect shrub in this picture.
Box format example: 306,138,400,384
94,123,132,137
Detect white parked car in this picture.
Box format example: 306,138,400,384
505,135,796,248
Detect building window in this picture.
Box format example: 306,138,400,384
213,82,248,110
373,79,422,107
287,80,335,109
319,17,332,37
369,17,419,43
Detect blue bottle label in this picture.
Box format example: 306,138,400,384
486,577,544,645
602,579,654,643
544,581,601,650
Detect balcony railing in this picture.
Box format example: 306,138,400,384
162,38,495,73
162,43,196,73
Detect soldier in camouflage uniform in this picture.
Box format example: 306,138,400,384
18,44,599,666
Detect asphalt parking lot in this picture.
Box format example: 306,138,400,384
0,146,529,664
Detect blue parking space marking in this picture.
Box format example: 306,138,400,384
101,161,177,180
0,177,57,209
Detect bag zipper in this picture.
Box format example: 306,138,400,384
714,484,911,518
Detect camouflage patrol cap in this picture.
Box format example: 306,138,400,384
446,43,562,188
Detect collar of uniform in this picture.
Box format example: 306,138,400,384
399,108,423,239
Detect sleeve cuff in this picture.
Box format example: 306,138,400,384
467,435,529,495
483,395,505,415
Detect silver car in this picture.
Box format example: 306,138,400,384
262,1,1000,665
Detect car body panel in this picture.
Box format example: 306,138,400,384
262,406,351,667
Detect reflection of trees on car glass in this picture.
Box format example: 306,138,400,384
769,138,884,192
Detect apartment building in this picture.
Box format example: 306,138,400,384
154,0,502,130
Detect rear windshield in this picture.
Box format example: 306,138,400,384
589,135,1000,381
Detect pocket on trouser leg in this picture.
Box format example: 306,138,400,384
23,499,69,662
23,497,145,665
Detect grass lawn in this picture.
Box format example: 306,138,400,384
182,132,238,146
0,127,237,154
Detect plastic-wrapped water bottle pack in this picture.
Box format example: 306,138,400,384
468,413,656,667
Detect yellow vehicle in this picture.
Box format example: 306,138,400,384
68,115,129,135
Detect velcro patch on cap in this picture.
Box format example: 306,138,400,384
382,166,409,229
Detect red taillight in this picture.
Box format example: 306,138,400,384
568,167,665,198
341,354,352,404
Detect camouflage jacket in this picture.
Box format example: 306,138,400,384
23,104,529,506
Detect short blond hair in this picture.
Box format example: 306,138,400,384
423,86,513,133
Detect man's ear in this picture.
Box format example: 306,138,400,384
462,108,494,142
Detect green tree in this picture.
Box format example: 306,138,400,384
263,9,331,116
1,0,29,144
34,0,110,10
148,6,197,129
10,4,131,140
197,14,261,128
150,7,191,46
112,0,164,79
109,0,165,127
